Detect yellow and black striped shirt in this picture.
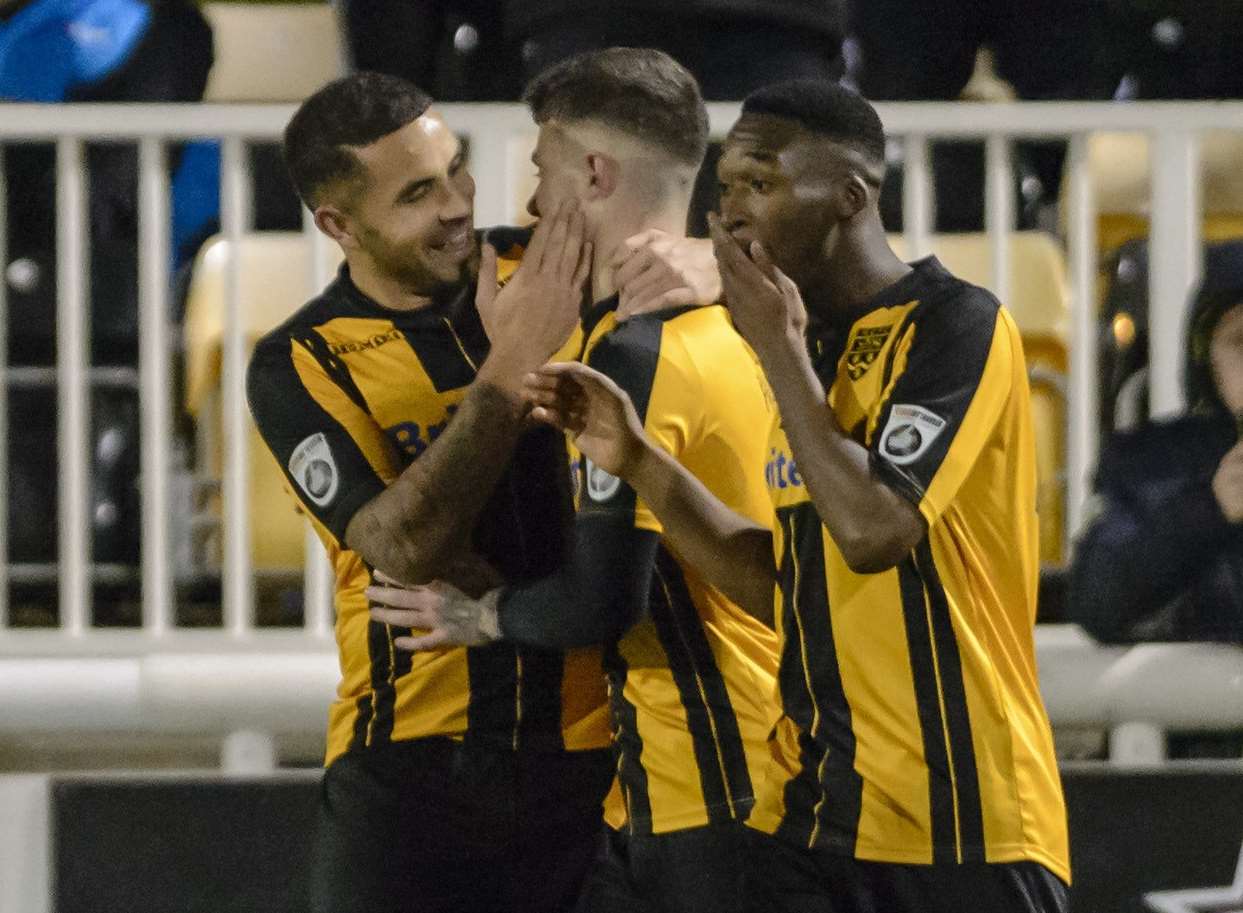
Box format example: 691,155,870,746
748,257,1070,882
247,232,611,766
572,301,781,835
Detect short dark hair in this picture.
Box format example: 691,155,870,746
523,47,709,167
742,80,887,167
283,72,433,208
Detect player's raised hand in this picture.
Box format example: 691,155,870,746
707,212,807,356
524,362,646,478
613,230,721,320
367,580,502,651
477,199,592,395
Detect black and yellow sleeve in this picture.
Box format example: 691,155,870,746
495,314,692,648
247,333,400,542
870,286,1015,527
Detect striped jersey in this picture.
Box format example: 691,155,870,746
747,257,1070,883
247,230,611,766
572,300,782,835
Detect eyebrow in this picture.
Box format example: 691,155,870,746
740,149,779,165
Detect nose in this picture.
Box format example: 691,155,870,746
526,192,540,220
719,205,747,234
442,175,474,223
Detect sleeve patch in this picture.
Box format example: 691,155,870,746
584,458,623,503
289,432,340,507
878,404,948,466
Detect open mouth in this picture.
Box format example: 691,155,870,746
431,225,474,258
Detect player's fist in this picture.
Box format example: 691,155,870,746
1213,440,1243,523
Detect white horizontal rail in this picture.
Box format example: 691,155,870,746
0,628,1238,737
5,101,1243,139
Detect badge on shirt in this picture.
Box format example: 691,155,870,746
289,432,340,507
584,458,622,503
879,404,947,466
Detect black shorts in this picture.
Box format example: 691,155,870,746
575,821,750,913
309,737,615,913
745,828,1070,913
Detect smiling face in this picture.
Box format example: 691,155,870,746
328,111,476,294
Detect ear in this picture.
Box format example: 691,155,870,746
836,173,870,221
584,152,620,201
314,205,358,250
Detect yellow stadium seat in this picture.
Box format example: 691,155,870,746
889,232,1070,565
1061,131,1243,255
184,232,343,572
201,2,344,102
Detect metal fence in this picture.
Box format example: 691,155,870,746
0,100,1240,763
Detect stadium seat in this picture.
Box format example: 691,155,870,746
201,2,345,102
183,232,343,572
890,232,1070,565
1062,131,1243,256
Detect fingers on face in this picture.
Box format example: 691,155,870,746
573,240,593,291
526,198,570,268
706,214,749,275
555,207,586,280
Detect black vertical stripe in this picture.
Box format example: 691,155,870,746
296,330,374,414
464,642,520,747
774,731,828,848
604,644,652,834
364,616,397,746
775,510,816,734
915,540,985,861
789,508,863,850
648,551,755,823
350,691,373,751
398,318,479,393
898,555,958,862
517,646,566,751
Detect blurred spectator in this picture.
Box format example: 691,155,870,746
851,0,1119,105
1108,0,1243,100
851,0,1121,232
338,0,516,100
507,1,844,101
339,1,845,103
1,0,213,364
1069,271,1243,645
1,0,211,589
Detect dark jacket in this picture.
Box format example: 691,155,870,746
1069,278,1243,644
504,0,844,39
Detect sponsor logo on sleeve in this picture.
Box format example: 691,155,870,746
878,404,947,466
585,458,622,503
289,432,340,507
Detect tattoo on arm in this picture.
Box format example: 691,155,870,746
345,381,526,583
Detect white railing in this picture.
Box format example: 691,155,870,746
0,101,1241,764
